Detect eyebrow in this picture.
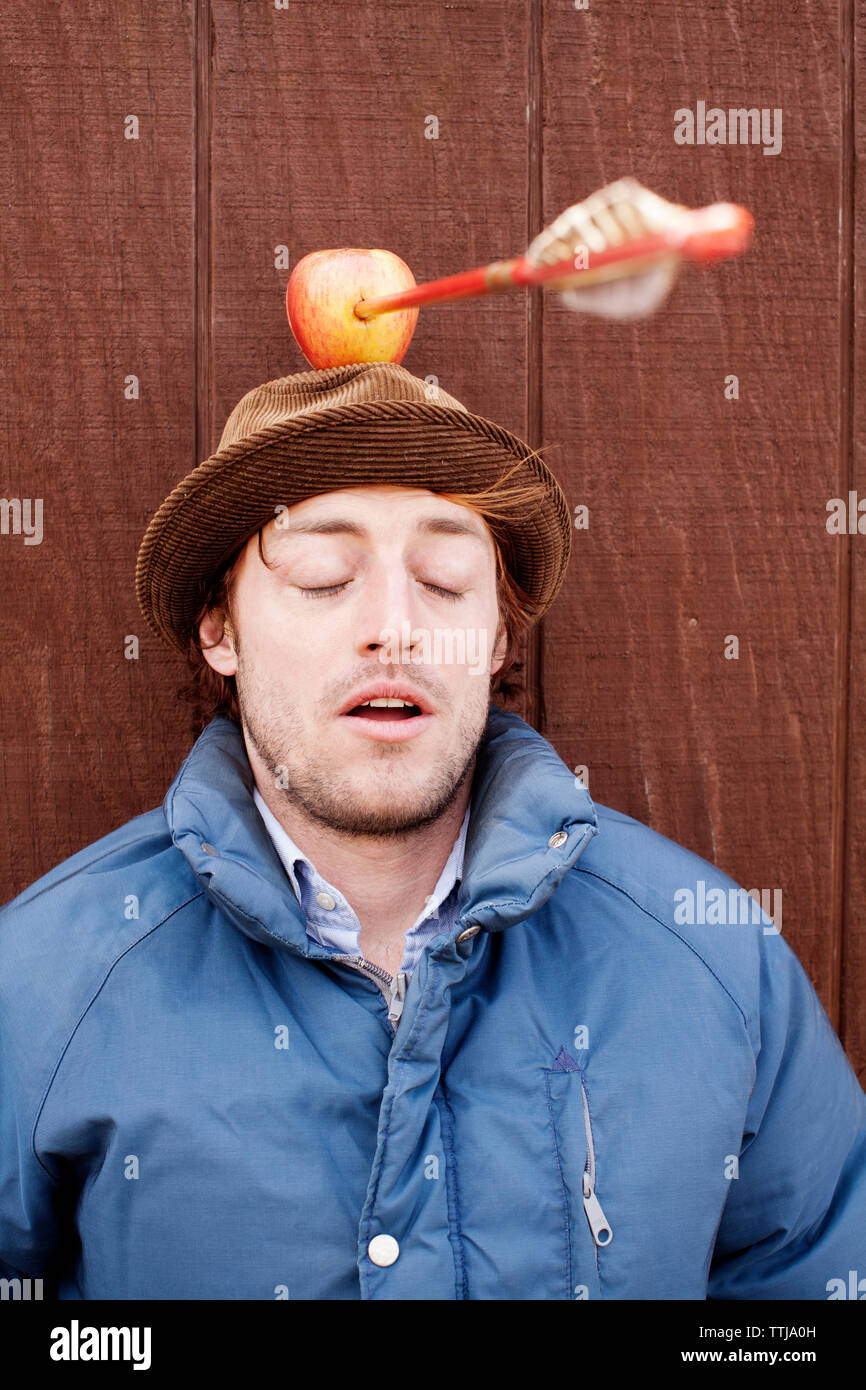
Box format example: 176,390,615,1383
279,516,489,545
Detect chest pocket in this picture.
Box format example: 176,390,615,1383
543,1065,613,1299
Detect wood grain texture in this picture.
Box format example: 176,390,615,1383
0,2,197,896
208,0,532,432
843,0,864,1084
538,0,849,1039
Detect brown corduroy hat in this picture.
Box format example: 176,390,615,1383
135,361,572,656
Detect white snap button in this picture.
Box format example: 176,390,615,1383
315,891,336,910
367,1234,400,1267
201,842,219,856
548,830,568,849
456,925,480,942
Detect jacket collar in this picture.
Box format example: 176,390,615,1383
163,704,598,956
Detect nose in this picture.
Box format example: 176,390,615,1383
354,559,426,659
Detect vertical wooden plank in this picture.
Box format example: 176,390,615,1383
843,0,865,1084
0,2,196,901
539,1,846,1028
208,1,532,424
195,0,215,475
523,0,546,731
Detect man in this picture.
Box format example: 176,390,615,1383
1,362,864,1300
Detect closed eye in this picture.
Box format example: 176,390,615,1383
422,581,463,600
297,581,352,598
296,580,464,600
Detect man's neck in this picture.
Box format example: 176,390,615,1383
249,753,473,974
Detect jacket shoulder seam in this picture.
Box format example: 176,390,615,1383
29,890,207,1182
573,863,750,1033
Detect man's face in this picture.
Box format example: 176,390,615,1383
200,486,507,837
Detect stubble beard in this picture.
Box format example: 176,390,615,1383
234,648,490,840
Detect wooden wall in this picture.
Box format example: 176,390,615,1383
1,1,863,1081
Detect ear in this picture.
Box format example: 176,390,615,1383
490,620,508,675
198,610,237,677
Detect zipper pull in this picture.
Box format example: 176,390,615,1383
583,1171,613,1247
387,971,407,1026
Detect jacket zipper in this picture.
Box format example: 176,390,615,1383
580,1079,613,1249
330,954,407,1031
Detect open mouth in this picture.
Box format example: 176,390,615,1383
344,698,424,721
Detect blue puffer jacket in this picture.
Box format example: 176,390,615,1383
1,706,864,1300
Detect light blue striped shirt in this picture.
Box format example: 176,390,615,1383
252,786,470,978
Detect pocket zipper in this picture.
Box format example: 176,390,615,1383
580,1079,613,1247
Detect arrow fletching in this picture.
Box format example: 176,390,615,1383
523,177,751,320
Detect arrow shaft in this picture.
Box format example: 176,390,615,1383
352,203,753,320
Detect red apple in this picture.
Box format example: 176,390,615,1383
286,248,419,369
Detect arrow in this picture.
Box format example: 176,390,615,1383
352,177,753,323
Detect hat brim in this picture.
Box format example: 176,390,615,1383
135,401,572,655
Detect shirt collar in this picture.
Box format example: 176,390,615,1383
252,784,471,933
